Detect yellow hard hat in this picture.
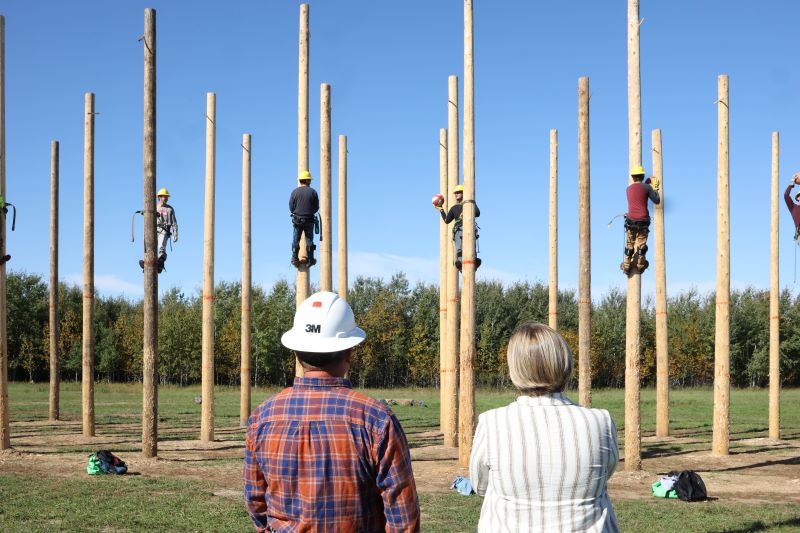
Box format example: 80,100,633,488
156,188,170,197
453,184,464,194
298,170,313,182
630,165,646,176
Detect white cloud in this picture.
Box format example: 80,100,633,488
65,273,143,297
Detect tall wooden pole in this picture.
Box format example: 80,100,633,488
549,129,558,331
438,128,449,435
240,134,252,427
0,15,8,450
712,75,730,456
141,8,158,458
337,135,348,300
200,92,216,442
82,92,96,437
653,128,669,438
578,78,591,408
458,0,476,467
295,4,310,377
625,0,642,471
48,141,60,421
443,75,460,448
82,92,96,438
769,132,780,441
320,84,332,292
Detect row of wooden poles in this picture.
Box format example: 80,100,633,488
0,2,785,467
437,0,783,470
0,6,352,456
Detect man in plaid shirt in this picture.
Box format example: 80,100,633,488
244,291,420,532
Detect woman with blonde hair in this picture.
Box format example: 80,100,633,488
469,322,619,532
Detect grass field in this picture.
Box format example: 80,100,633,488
1,383,799,532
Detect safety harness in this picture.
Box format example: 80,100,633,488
292,213,322,241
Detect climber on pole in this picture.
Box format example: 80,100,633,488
435,184,481,271
621,165,660,276
289,170,319,267
783,173,800,240
139,187,178,274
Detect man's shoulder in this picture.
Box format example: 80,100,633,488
248,387,293,424
338,388,396,423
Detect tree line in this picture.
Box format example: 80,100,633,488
6,271,800,388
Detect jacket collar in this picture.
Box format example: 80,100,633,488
515,392,574,407
292,376,352,390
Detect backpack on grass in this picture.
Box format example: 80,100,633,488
668,470,707,501
87,450,128,475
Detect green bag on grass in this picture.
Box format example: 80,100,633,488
651,480,678,499
87,453,104,475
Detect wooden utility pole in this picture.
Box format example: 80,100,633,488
625,0,642,471
241,133,252,427
49,141,60,421
141,8,158,457
653,128,669,438
82,92,96,438
443,75,460,448
712,75,730,456
458,0,476,467
337,135,348,300
549,129,558,331
578,78,591,408
200,92,216,442
0,15,8,450
295,3,310,377
769,131,780,441
438,128,448,436
320,84,332,292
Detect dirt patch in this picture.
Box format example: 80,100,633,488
2,420,799,505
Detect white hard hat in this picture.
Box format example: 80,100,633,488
281,291,366,353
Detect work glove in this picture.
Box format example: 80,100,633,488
793,172,800,185
649,177,660,191
435,204,444,211
172,232,178,243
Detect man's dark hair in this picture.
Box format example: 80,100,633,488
296,349,349,370
632,174,645,182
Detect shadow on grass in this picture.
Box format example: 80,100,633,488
708,455,800,473
707,517,800,533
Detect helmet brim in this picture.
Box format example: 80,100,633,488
280,327,366,353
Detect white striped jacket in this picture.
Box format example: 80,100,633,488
469,393,619,532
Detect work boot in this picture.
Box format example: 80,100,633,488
0,254,10,265
475,258,482,270
307,255,317,267
291,255,300,267
637,259,649,273
139,259,145,272
157,253,167,274
620,260,632,276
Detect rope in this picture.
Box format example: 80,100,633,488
5,203,16,231
131,210,142,242
607,213,626,228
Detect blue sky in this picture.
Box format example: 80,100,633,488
2,0,800,299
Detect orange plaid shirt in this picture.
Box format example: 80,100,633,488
244,377,420,532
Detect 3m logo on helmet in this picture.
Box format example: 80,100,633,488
305,324,321,333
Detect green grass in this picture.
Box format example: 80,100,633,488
4,383,800,531
1,475,798,533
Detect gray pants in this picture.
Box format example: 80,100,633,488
158,229,170,257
